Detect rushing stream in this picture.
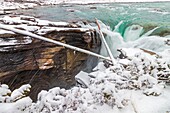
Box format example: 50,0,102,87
20,2,170,35
19,1,170,62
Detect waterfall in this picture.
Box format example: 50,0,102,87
123,24,144,42
79,20,169,59
95,21,170,61
99,22,124,57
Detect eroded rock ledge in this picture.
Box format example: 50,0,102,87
0,15,100,101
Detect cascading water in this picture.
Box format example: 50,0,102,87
12,1,170,74
97,20,170,63
123,24,144,41
78,19,169,60
20,1,170,65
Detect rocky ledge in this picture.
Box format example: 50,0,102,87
0,15,100,101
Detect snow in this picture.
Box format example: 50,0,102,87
0,97,32,113
0,15,91,51
0,16,84,36
37,27,90,35
0,2,38,11
1,54,169,113
6,45,167,111
0,29,15,35
0,16,70,27
0,36,32,46
73,46,169,112
0,44,169,113
11,84,31,101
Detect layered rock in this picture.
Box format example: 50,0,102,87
0,15,100,101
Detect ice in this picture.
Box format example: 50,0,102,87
142,27,159,37
124,36,169,53
93,62,107,71
114,21,124,33
99,22,124,57
75,71,91,88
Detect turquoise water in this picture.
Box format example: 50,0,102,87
22,2,170,37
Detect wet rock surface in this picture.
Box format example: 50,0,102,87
0,15,100,101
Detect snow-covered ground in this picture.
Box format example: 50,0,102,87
0,47,169,113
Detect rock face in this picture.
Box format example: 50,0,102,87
0,15,100,101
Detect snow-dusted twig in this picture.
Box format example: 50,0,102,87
96,19,116,65
0,23,111,61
